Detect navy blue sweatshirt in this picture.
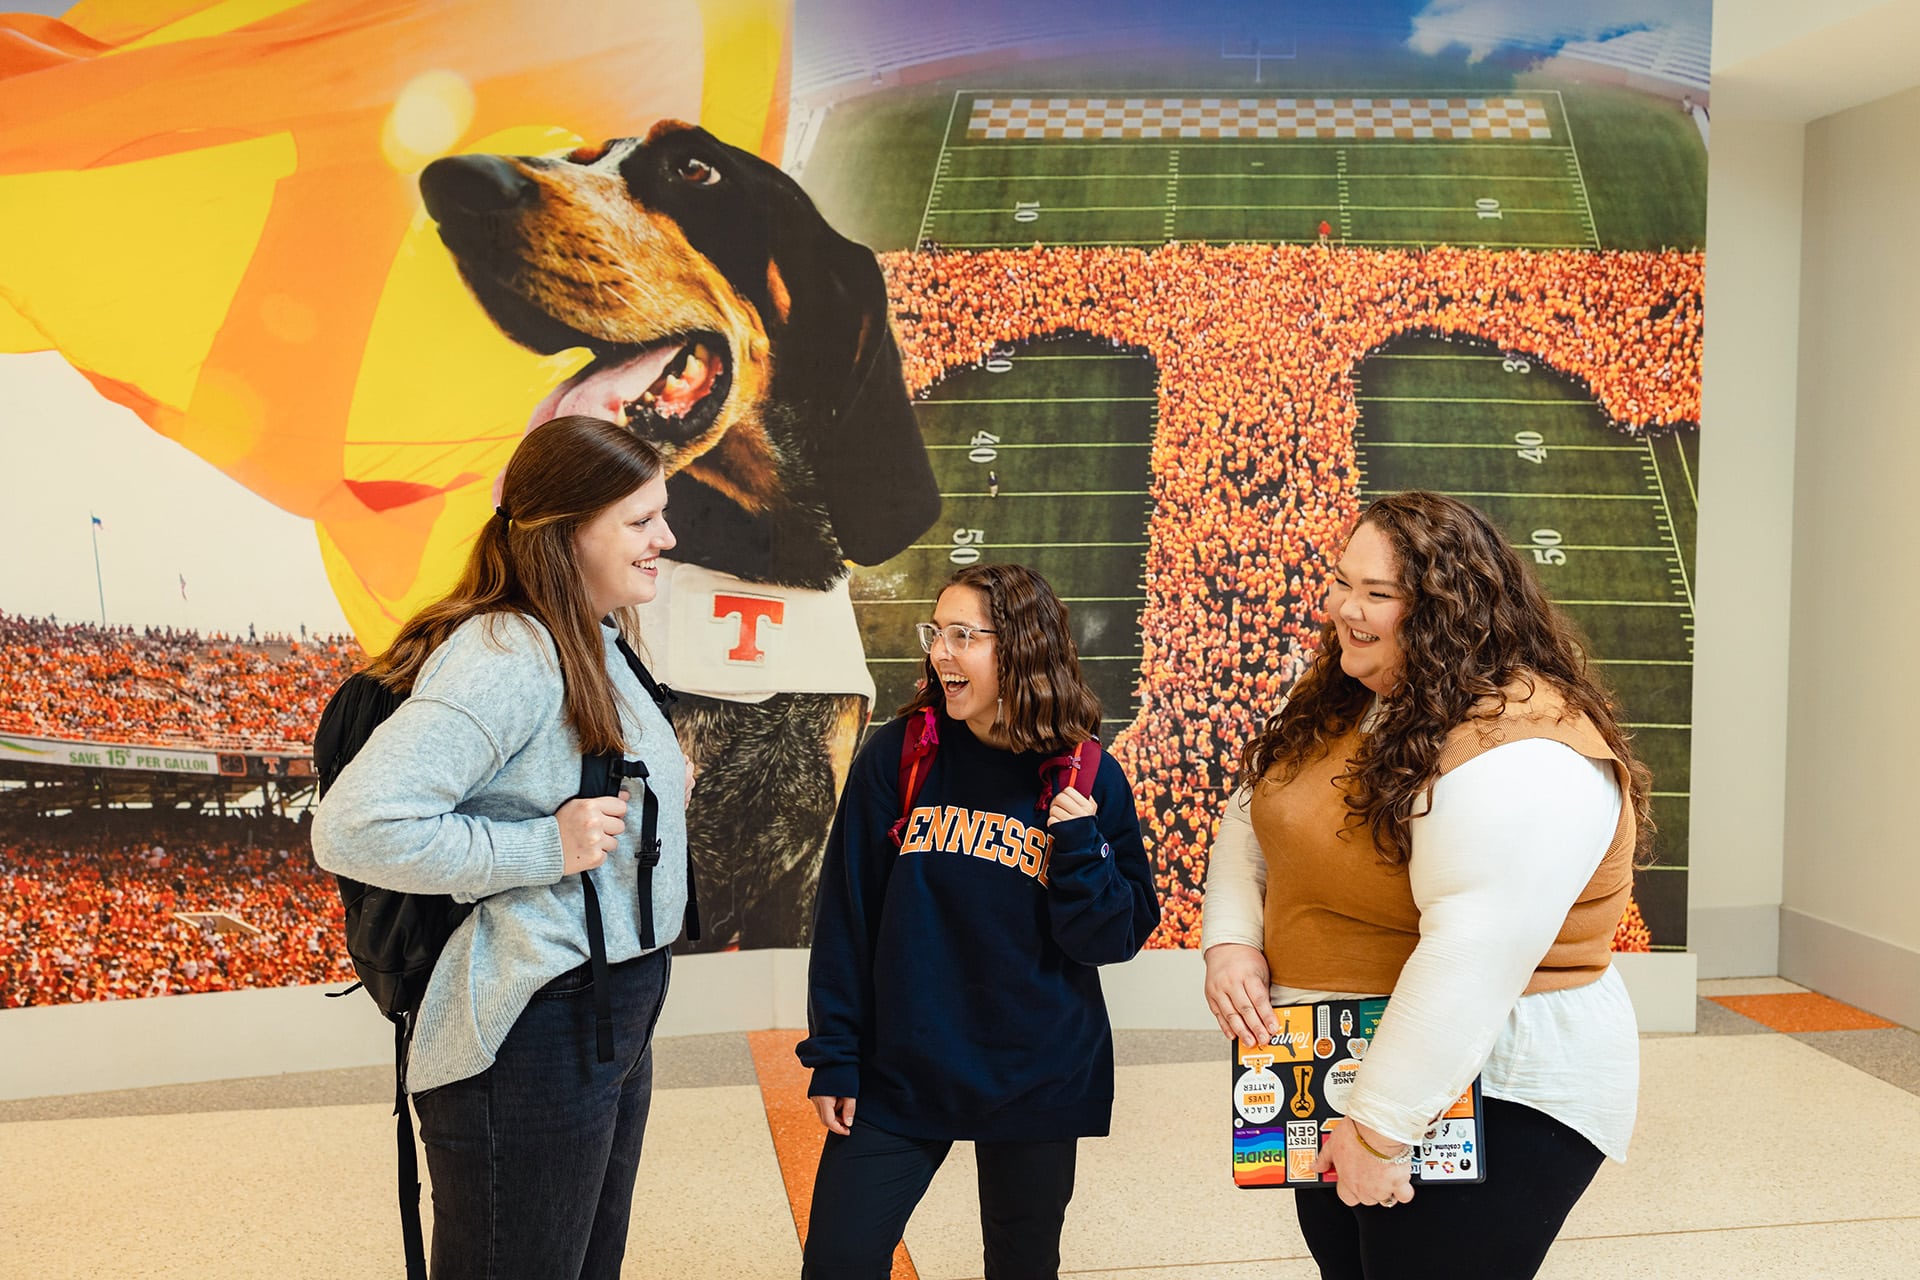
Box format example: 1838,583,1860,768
798,707,1162,1142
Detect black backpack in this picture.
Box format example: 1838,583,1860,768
313,631,696,1280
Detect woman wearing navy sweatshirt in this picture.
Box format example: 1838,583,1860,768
798,562,1162,1280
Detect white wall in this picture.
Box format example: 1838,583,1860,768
1685,108,1803,976
1708,0,1892,69
0,948,1698,1101
1777,83,1920,1026
1710,0,1920,122
1686,0,1920,996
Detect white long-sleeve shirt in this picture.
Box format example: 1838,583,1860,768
1201,738,1638,1161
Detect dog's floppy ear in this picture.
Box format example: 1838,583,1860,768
809,244,939,566
678,131,936,564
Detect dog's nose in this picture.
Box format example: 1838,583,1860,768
420,155,538,220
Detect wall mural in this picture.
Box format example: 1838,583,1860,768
0,0,1706,1003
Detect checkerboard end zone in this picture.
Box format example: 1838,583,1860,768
966,96,1554,141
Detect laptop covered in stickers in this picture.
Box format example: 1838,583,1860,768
1230,997,1487,1188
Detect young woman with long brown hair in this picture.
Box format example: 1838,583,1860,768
1201,490,1652,1279
312,414,688,1280
798,562,1162,1279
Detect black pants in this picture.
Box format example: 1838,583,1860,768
411,948,671,1280
802,1120,1079,1280
1294,1097,1605,1280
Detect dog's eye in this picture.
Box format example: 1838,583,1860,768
676,157,721,186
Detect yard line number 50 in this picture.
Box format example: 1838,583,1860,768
1528,528,1567,566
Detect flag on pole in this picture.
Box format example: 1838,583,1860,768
89,514,107,625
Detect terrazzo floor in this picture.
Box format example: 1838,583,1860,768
2,978,1915,1279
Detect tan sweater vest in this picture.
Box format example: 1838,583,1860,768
1250,683,1635,997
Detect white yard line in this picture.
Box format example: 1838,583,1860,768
916,91,963,244
1551,89,1603,249
1643,435,1696,613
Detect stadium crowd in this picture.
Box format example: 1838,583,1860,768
0,613,362,752
0,812,353,1007
884,243,1700,947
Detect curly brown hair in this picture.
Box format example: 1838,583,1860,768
1237,490,1654,865
365,415,665,757
899,562,1101,754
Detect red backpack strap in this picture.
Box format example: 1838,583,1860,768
1036,735,1103,819
888,709,941,848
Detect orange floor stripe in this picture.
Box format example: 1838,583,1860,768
1709,992,1898,1033
747,1029,919,1280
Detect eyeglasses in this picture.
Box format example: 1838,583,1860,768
915,622,996,654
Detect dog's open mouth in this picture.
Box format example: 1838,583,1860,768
532,331,732,444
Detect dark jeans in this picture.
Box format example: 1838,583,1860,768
802,1119,1079,1280
1294,1097,1606,1280
411,947,671,1280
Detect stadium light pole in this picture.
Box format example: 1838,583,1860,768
89,512,106,625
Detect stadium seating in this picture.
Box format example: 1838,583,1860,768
0,814,353,1007
0,614,361,753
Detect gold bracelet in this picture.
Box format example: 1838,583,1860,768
1350,1124,1412,1165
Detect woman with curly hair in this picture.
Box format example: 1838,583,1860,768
1201,490,1652,1279
799,562,1162,1279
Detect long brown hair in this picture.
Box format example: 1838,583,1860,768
1238,490,1654,865
365,415,665,756
899,562,1101,754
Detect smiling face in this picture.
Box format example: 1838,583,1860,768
929,583,1002,743
573,472,675,616
1327,521,1409,696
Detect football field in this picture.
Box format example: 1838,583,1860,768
1354,336,1696,946
855,333,1158,751
919,90,1600,250
850,86,1701,947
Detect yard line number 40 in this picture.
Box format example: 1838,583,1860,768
947,344,1021,563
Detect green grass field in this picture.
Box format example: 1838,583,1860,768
803,57,1707,252
1354,335,1696,945
826,64,1705,948
919,91,1600,250
853,335,1157,749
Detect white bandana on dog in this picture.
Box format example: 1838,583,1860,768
631,559,877,704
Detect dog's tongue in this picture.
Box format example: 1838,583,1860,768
529,343,687,428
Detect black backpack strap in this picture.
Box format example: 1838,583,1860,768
577,753,619,1065
580,872,615,1064
683,852,702,943
622,758,661,951
611,631,701,943
613,634,676,715
393,1015,427,1280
